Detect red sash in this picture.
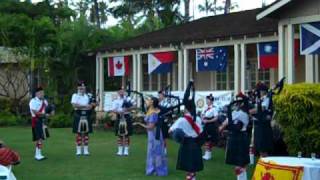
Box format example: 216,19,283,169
184,115,201,136
31,101,46,128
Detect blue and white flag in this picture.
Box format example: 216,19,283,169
196,47,228,72
300,22,320,55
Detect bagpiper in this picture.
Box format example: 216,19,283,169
220,92,250,180
71,81,93,156
29,86,52,161
201,94,219,160
169,80,204,180
158,89,171,155
250,82,273,157
110,86,136,156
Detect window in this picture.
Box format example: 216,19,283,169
249,61,270,89
216,71,227,90
228,63,234,90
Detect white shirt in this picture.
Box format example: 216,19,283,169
201,105,218,119
71,93,90,107
261,95,270,109
111,97,125,113
111,96,136,113
169,114,203,138
231,110,249,131
29,97,48,117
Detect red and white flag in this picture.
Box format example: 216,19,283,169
108,56,130,76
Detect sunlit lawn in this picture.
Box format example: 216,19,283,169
0,127,255,180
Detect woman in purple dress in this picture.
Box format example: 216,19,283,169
136,96,168,176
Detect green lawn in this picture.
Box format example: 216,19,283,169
0,127,255,180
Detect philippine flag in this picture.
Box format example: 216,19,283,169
108,56,130,77
148,52,175,74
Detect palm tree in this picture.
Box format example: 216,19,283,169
198,0,218,15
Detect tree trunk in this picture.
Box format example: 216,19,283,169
184,0,190,22
224,0,231,14
93,0,101,28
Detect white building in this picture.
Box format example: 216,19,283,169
95,0,320,111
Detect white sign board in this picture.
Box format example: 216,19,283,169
104,91,233,112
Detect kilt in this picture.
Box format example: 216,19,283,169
203,122,219,144
32,117,50,141
73,110,93,134
225,131,249,167
176,137,203,172
114,114,133,136
161,121,169,139
254,121,273,153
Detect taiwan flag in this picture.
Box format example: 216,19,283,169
258,40,300,69
148,52,175,74
257,41,278,69
108,56,130,76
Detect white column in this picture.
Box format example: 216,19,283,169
137,54,142,92
99,56,104,111
270,69,276,86
287,24,295,84
132,54,135,90
148,75,152,91
240,43,246,92
178,50,183,91
315,55,319,83
183,49,189,90
210,72,215,90
234,44,240,93
167,72,171,86
172,63,177,90
95,54,100,110
278,24,286,81
157,74,161,90
305,55,315,83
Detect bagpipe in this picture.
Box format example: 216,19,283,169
226,96,249,132
155,85,183,140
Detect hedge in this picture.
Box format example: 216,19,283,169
274,83,320,156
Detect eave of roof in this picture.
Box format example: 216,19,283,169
98,8,278,54
256,0,293,20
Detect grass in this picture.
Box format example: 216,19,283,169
0,127,255,180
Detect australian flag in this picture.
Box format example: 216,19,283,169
300,22,320,55
196,47,228,72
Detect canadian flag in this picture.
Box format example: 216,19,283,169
108,56,130,76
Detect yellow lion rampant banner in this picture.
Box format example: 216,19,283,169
252,159,304,180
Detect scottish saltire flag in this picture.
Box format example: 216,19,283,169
108,56,130,76
257,41,278,69
148,52,175,74
300,22,320,55
196,47,228,72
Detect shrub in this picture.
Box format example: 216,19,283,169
49,113,72,128
274,83,320,155
0,111,19,126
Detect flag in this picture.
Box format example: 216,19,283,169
148,52,175,74
258,40,300,70
257,41,278,69
300,22,320,55
108,56,130,77
196,47,228,72
252,159,303,180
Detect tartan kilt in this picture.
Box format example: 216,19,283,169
225,131,249,167
176,137,204,172
254,121,273,153
72,110,93,134
32,118,50,141
114,114,133,136
203,122,219,144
